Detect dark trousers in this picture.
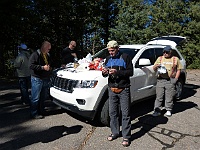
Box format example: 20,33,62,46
18,76,30,104
108,87,131,139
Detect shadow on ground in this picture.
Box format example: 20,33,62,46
0,78,199,149
127,82,199,143
0,125,83,150
181,83,199,99
0,79,80,150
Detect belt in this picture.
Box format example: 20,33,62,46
157,77,170,81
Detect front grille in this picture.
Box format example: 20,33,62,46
52,76,78,93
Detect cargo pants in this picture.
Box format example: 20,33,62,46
154,78,176,112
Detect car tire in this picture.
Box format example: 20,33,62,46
175,78,184,100
100,98,110,126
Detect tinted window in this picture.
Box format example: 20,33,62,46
93,48,139,60
155,48,163,59
135,48,156,68
140,48,156,64
120,48,139,59
171,50,181,59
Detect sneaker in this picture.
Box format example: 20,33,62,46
165,111,172,117
152,111,161,117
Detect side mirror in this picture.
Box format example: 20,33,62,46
139,58,151,66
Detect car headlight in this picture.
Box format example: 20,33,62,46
75,80,98,88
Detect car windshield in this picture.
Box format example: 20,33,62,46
93,48,140,60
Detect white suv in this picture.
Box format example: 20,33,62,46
50,36,187,126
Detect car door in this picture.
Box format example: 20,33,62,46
130,48,157,102
146,35,186,48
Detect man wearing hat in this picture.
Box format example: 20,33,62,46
14,43,31,105
152,45,183,117
102,40,133,147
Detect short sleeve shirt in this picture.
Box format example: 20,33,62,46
154,56,183,78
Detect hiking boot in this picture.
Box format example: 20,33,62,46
152,111,161,117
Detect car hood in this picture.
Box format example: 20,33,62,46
146,35,186,47
56,69,103,80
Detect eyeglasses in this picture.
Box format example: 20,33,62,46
163,51,170,54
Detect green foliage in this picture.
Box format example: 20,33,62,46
0,0,200,77
110,0,152,44
110,0,200,68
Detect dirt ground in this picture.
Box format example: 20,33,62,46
186,69,200,82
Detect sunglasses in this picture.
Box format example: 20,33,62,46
163,51,170,54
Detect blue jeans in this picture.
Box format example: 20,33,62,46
18,76,30,104
30,76,50,117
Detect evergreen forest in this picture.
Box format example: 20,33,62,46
0,0,199,77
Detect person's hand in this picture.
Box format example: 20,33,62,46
71,53,77,58
61,64,66,68
43,65,50,71
102,67,109,75
153,64,160,71
109,68,117,75
170,78,178,84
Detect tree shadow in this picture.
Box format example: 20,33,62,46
43,99,66,116
180,83,199,100
0,92,21,108
0,85,82,150
130,114,168,142
0,125,83,150
64,109,98,126
130,98,155,120
173,101,199,114
128,82,199,143
129,82,199,121
0,77,18,91
0,100,66,129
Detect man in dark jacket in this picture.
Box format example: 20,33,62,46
29,41,52,119
61,40,78,68
102,40,133,147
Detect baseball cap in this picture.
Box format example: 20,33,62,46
107,40,119,48
163,45,172,52
18,43,28,50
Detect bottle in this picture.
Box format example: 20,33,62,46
74,57,79,69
